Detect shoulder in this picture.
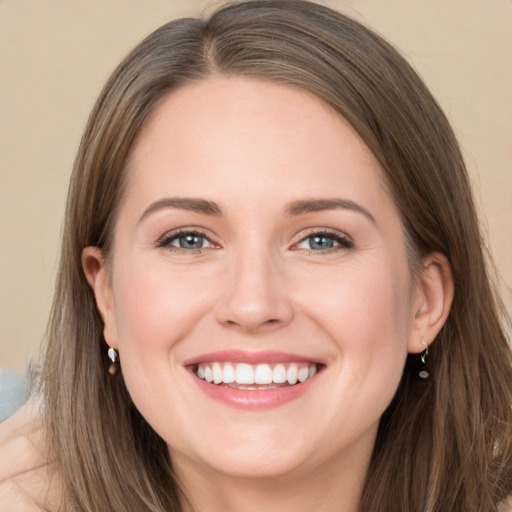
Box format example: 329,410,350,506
0,400,60,511
499,497,512,512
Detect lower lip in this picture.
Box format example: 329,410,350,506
188,370,321,410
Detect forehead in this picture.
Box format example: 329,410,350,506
123,76,391,218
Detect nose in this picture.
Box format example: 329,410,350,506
214,246,294,334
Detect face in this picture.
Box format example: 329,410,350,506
89,77,425,482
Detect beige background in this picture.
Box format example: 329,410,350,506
1,1,510,373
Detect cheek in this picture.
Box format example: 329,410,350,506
109,259,219,430
312,260,412,420
296,255,413,394
111,258,217,354
306,261,410,340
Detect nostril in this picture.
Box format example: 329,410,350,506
221,316,286,333
213,281,295,332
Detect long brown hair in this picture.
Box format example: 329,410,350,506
42,1,512,510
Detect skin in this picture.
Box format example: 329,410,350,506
83,77,453,512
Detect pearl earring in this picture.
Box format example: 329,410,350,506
107,347,119,375
418,342,430,379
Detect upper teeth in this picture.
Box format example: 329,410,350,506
195,362,317,386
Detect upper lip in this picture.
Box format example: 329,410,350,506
182,350,324,367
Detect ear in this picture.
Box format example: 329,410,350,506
408,252,454,354
82,246,118,349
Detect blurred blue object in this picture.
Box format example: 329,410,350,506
0,367,28,421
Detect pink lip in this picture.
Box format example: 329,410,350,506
183,350,324,410
188,371,321,409
183,349,322,366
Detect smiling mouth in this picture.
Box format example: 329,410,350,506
191,362,320,389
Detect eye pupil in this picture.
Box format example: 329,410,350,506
179,234,203,249
309,235,334,250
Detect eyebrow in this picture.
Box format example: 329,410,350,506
138,196,376,225
285,198,376,225
138,197,223,223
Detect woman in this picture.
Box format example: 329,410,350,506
1,1,511,510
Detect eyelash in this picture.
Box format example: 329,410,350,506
292,229,354,253
156,228,354,254
157,229,217,252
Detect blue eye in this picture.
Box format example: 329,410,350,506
308,234,335,250
176,233,205,249
295,231,353,251
158,231,214,250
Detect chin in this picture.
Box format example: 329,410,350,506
171,425,319,481
195,451,313,480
